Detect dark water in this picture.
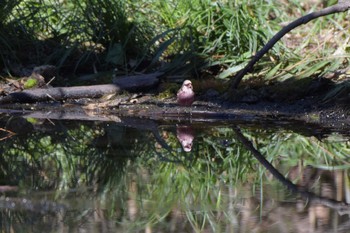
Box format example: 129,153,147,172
1,113,350,233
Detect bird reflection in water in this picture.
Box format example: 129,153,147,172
176,125,195,152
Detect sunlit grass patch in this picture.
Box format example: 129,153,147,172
0,0,349,85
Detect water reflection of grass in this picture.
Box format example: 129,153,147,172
1,122,350,231
125,127,350,231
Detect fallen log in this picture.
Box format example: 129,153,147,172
0,84,121,104
0,72,162,104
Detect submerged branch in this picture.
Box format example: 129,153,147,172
229,1,350,89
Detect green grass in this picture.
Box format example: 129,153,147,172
0,0,349,85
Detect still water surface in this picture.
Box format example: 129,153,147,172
1,114,350,233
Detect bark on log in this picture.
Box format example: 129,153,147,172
0,72,162,104
0,84,121,104
113,72,162,91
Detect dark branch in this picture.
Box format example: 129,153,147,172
229,2,350,90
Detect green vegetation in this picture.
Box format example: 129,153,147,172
2,1,350,230
1,0,348,85
1,117,350,231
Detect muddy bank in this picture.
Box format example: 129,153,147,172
0,91,349,139
1,67,350,139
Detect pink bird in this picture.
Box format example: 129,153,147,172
177,80,195,106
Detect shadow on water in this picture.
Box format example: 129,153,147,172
1,109,350,232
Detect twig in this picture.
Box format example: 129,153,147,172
230,1,350,89
0,127,16,141
46,76,56,86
